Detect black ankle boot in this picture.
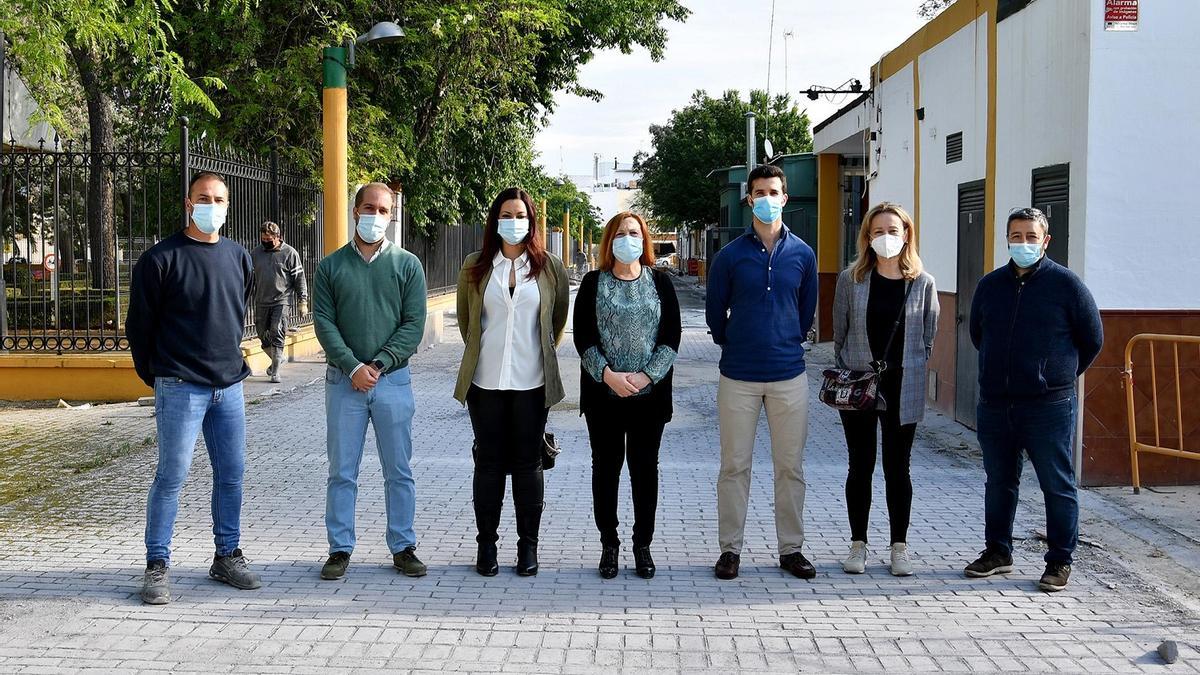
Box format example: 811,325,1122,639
599,546,619,579
512,467,544,577
476,543,499,576
634,546,656,579
473,468,504,577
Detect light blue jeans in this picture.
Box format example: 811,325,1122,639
145,377,246,564
325,364,417,555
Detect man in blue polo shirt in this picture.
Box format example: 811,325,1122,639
706,163,819,580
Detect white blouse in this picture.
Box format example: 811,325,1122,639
472,251,544,391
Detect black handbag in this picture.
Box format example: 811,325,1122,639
819,280,912,412
471,432,561,471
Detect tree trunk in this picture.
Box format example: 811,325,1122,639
69,43,116,294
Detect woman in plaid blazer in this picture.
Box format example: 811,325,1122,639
832,202,939,578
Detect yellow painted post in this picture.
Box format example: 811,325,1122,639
539,199,548,248
563,209,571,263
322,47,349,255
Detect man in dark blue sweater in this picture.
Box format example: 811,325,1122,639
126,172,261,604
964,207,1102,592
706,164,819,581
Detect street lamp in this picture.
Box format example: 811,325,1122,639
322,22,406,254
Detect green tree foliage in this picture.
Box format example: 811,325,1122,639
635,89,812,231
918,0,954,20
167,0,689,230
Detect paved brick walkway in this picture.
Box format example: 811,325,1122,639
0,282,1197,673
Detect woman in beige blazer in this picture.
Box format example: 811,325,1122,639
454,187,569,578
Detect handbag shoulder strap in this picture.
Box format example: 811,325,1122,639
873,278,915,372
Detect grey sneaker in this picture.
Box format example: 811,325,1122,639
141,560,170,605
265,347,278,377
269,372,282,383
393,546,427,577
209,549,262,590
890,543,914,577
321,551,351,580
842,541,868,574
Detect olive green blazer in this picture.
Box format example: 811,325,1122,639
453,251,570,408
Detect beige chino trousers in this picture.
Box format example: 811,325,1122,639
717,372,809,556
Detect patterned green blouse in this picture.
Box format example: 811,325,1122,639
581,268,678,385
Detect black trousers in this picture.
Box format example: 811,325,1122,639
838,369,916,544
585,401,665,548
466,385,547,544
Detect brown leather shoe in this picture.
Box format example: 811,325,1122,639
780,552,816,579
714,552,740,580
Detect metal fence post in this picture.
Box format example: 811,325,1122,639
180,117,189,231
269,140,280,223
0,30,8,346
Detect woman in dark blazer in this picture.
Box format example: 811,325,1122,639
574,211,681,579
454,187,569,578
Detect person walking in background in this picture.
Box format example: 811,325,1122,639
251,221,308,383
454,187,569,577
313,182,428,581
127,171,261,605
574,211,681,580
964,207,1102,592
832,202,939,577
705,163,819,581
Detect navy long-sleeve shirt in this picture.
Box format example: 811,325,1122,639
969,257,1103,402
705,226,819,382
126,231,253,388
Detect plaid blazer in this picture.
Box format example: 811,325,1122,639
832,268,940,425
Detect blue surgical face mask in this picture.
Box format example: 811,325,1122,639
356,212,388,244
191,203,227,234
612,235,643,264
751,195,783,224
497,218,529,245
1009,242,1044,268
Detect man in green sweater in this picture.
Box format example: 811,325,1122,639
313,182,428,580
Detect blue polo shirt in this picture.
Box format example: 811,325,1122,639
705,225,818,382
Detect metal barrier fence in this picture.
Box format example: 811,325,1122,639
1123,333,1200,493
401,213,484,295
0,118,322,352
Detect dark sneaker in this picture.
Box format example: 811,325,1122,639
598,546,619,579
1038,562,1071,592
141,559,170,605
633,546,655,579
714,552,740,580
321,551,351,580
209,549,263,590
964,548,1014,578
393,546,427,577
780,552,817,579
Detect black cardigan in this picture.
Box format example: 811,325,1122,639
573,268,683,423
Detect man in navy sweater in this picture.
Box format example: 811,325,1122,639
127,172,261,604
964,207,1102,592
706,164,819,580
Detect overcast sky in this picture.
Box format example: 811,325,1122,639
535,0,929,176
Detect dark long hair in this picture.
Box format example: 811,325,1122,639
467,187,547,284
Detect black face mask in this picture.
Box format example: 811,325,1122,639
261,239,276,250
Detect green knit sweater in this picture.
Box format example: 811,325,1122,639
313,242,427,376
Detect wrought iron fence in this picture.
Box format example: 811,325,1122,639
0,118,321,352
401,212,484,295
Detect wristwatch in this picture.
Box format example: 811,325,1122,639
370,359,385,373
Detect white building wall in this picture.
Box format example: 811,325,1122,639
1083,0,1200,309
868,63,916,213
915,18,989,293
994,0,1091,272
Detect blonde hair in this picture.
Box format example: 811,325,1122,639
849,202,924,283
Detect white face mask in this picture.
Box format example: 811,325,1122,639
190,203,228,234
870,233,905,259
356,213,388,244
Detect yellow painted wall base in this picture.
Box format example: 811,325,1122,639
0,292,459,402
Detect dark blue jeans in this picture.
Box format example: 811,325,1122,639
978,394,1078,564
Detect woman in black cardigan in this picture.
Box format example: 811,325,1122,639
574,212,682,579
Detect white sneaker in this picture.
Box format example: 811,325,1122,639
890,543,913,576
842,541,867,574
